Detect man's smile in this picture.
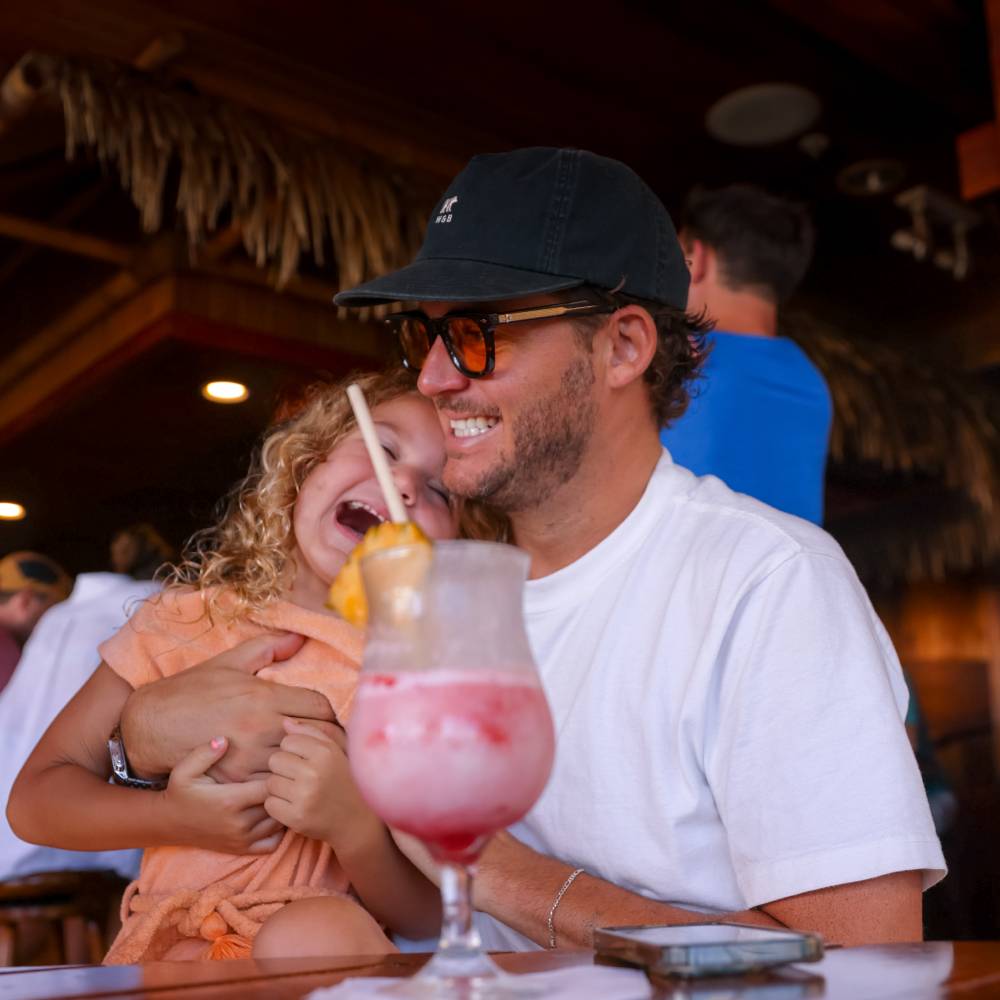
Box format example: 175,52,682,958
449,415,500,439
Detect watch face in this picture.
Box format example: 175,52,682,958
108,735,128,779
107,729,166,789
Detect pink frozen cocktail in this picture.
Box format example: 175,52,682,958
350,540,553,995
349,669,555,861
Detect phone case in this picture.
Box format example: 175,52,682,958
593,922,824,979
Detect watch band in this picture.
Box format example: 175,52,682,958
108,724,168,790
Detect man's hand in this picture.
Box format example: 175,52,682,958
163,737,285,854
119,632,338,783
264,720,381,853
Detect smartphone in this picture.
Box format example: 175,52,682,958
593,922,824,979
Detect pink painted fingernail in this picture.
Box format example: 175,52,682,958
211,736,226,751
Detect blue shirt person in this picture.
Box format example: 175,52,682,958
663,184,831,523
662,330,831,523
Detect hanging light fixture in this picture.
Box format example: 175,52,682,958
890,186,981,280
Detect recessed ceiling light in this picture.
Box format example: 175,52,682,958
201,380,249,404
836,159,906,197
706,83,822,147
0,502,26,520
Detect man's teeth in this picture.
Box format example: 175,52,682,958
450,416,499,438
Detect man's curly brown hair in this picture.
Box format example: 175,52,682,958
567,286,712,429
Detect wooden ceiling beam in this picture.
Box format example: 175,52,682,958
0,271,382,444
765,0,986,122
991,0,1000,122
171,272,380,360
0,276,177,443
198,221,244,264
0,212,135,265
179,61,468,180
131,31,186,71
0,179,112,286
958,0,1000,199
0,271,140,394
198,260,337,306
0,237,358,400
958,121,1000,199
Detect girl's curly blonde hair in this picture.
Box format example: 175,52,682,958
163,368,509,618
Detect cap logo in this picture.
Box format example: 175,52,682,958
435,196,459,224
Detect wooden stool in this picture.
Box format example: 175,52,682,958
0,869,128,966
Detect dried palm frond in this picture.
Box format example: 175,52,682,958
786,311,1000,586
27,53,435,297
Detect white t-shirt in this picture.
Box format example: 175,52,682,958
0,572,158,880
475,452,945,950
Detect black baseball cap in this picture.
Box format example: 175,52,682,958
334,147,690,310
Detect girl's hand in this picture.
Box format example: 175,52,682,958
164,737,286,854
264,719,380,852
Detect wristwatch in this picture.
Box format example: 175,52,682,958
108,724,168,790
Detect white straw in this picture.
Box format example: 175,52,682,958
346,383,408,524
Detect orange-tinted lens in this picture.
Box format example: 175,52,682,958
397,316,432,369
446,316,488,374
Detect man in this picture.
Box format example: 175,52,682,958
0,529,170,882
661,184,832,524
109,523,174,581
0,551,71,695
114,148,942,949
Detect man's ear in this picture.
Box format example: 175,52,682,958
600,305,657,390
685,237,710,286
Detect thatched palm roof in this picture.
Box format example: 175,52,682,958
7,52,999,589
11,52,434,300
788,312,1000,587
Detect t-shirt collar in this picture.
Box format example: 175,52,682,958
524,450,677,613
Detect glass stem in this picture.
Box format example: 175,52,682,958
437,861,482,956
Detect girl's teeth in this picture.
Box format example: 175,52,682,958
450,417,499,439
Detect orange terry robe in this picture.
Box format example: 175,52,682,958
99,588,364,963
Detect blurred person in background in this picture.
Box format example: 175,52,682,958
0,551,72,695
110,523,175,581
0,525,173,884
661,184,832,524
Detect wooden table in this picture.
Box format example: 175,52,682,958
1,943,999,998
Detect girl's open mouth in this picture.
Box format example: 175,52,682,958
335,500,386,540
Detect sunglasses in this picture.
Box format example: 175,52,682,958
383,300,615,378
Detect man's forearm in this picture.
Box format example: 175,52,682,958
119,686,182,778
474,832,782,949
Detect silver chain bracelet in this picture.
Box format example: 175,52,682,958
547,867,585,949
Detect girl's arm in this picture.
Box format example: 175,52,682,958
8,662,285,855
265,719,441,938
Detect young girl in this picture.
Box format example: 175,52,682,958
9,368,501,963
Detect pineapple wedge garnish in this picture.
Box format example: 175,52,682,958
328,521,431,627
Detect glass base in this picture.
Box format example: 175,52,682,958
377,948,543,998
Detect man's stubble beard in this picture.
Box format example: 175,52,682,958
445,354,598,514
